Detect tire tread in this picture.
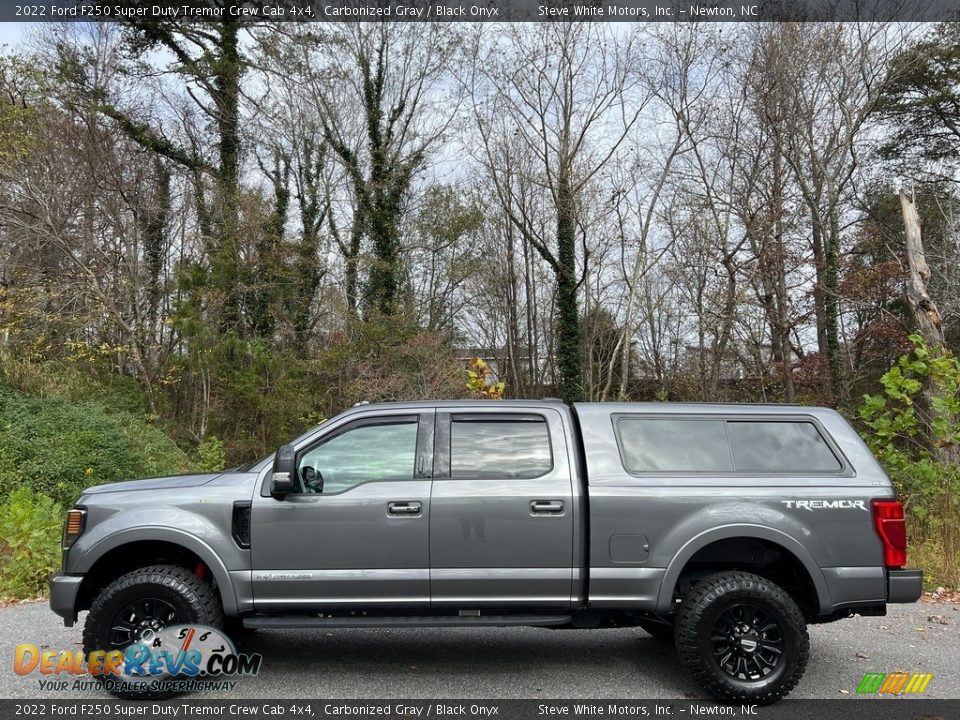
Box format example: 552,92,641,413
673,571,809,704
82,564,223,700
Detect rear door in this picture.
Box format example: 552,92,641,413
428,407,574,606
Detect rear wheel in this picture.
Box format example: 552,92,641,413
674,571,808,704
82,564,223,700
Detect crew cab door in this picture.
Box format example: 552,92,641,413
429,407,575,606
250,410,434,610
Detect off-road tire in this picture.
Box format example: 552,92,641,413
82,564,224,700
638,619,675,643
674,571,809,704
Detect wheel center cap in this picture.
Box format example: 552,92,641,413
739,636,759,653
135,620,163,641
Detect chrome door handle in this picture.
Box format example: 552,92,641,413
388,501,422,516
530,500,564,514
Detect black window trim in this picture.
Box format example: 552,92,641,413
611,413,852,478
435,411,555,481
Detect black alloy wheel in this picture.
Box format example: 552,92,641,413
709,602,785,681
107,597,180,649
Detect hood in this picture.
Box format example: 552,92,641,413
81,473,221,495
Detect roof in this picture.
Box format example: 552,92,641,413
338,399,831,413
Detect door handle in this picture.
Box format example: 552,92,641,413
388,501,422,516
530,500,564,514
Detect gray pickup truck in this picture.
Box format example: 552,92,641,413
50,401,922,703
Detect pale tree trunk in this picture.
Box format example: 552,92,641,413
901,190,946,352
900,188,955,463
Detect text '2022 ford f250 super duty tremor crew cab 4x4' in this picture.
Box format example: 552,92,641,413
49,401,922,703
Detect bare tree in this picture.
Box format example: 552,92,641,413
759,23,907,404
470,24,648,403
269,23,462,318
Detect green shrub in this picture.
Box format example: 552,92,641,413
0,385,190,508
858,335,960,588
0,353,152,416
0,488,63,598
196,435,226,473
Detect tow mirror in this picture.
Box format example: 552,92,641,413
271,444,297,498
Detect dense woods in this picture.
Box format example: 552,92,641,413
2,20,960,593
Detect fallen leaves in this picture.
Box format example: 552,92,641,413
923,587,960,604
0,596,43,607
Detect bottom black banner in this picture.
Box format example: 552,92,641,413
2,699,956,720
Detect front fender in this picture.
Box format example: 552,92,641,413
70,509,241,616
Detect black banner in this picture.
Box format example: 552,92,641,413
2,699,959,720
5,0,960,24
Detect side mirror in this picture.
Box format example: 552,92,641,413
271,444,297,498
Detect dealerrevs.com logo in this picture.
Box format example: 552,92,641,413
14,625,262,693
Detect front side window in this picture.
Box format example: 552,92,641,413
450,415,552,479
617,418,733,473
296,418,418,494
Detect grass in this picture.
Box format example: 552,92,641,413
908,534,960,591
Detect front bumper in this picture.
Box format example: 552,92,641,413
888,568,923,603
49,574,83,627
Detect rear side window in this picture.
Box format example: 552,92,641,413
617,418,732,472
450,414,552,479
615,416,843,474
728,421,841,472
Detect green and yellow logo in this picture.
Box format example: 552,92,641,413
856,672,933,694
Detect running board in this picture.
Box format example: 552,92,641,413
242,614,572,629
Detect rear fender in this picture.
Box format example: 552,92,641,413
656,511,832,615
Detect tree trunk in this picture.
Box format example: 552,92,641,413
143,159,170,335
824,202,846,405
523,236,539,395
211,18,243,335
810,220,828,360
772,149,795,402
554,170,583,404
901,190,946,350
901,189,957,469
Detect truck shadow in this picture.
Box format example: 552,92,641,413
230,627,701,698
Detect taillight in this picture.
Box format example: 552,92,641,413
63,508,86,548
872,499,907,569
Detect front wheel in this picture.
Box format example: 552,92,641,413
674,571,809,704
82,564,224,700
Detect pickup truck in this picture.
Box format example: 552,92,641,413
49,400,923,703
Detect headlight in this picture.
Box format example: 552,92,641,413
62,508,86,548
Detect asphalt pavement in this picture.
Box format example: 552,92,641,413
1,600,957,700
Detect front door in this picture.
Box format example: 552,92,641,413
251,411,434,610
429,408,574,606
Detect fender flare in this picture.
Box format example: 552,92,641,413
76,526,240,615
655,523,832,614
